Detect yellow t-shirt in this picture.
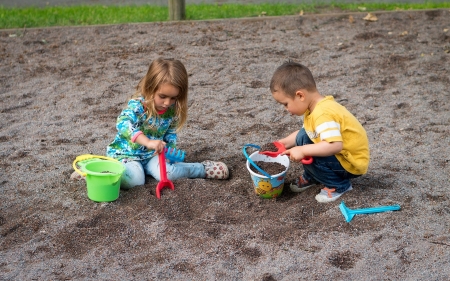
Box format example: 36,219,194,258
303,96,370,175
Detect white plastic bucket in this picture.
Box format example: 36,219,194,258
245,151,289,199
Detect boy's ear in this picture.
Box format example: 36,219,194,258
295,90,306,101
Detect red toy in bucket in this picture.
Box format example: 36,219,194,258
259,141,313,164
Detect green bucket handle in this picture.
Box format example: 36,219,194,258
72,154,121,177
242,144,274,179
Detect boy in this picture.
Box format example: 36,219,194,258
271,61,370,203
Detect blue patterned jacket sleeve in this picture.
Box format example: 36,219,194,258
117,99,146,142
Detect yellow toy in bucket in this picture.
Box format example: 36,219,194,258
243,144,290,199
72,155,125,202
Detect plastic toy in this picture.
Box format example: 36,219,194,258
258,141,313,164
155,151,174,199
339,201,401,222
165,147,185,163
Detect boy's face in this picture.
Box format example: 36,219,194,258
271,89,308,116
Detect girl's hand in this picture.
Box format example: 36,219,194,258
146,140,166,154
134,134,166,154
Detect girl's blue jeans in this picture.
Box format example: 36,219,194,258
119,156,206,189
296,128,359,193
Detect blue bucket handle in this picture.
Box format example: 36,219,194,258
242,144,273,179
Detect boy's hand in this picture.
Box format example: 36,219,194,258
281,147,306,162
281,141,343,162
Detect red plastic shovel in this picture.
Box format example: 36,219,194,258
155,150,174,199
259,141,313,165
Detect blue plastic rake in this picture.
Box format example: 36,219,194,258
339,201,401,223
165,147,186,163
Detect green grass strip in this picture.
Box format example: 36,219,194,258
0,6,168,29
185,3,313,20
0,2,449,29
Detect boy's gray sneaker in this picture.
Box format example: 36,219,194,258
315,185,353,203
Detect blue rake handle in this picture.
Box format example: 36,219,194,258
242,144,273,179
340,201,401,222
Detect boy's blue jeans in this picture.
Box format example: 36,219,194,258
295,128,359,193
119,156,206,189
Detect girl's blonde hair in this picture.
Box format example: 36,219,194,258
133,58,188,131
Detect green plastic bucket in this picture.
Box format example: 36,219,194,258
83,160,125,202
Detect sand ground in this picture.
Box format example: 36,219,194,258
1,9,449,280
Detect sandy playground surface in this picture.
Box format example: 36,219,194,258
1,9,449,280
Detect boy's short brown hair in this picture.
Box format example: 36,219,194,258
270,61,317,97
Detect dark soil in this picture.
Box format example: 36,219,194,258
260,142,279,152
249,160,287,175
1,9,449,280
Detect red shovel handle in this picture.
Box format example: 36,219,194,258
259,141,313,164
155,150,174,199
301,156,313,165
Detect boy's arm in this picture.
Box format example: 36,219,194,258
282,141,342,162
278,130,299,149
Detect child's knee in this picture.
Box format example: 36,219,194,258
121,172,145,189
121,161,145,189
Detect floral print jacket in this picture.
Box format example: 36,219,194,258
106,96,177,161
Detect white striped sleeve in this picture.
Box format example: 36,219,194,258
320,130,341,140
316,121,341,141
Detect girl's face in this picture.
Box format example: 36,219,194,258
154,83,179,112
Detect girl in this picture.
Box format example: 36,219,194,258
71,58,229,188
